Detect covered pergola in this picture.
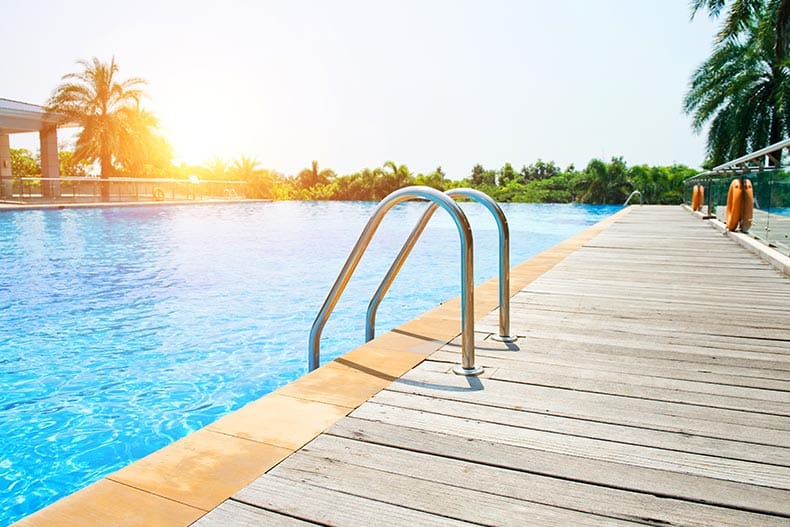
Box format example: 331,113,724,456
0,97,66,198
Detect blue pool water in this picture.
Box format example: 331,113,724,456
0,201,619,525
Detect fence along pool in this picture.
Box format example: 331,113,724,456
684,139,790,255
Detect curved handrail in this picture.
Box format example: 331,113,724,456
309,186,482,375
624,190,643,206
366,188,514,343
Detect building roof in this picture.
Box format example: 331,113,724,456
0,97,66,134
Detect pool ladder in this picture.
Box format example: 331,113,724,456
309,186,514,375
624,190,643,206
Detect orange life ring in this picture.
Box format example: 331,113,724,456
152,187,165,201
697,185,704,212
725,179,742,231
691,185,700,211
741,178,754,231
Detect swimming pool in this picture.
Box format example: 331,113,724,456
0,201,619,525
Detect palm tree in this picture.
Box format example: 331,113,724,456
382,161,411,186
231,154,261,180
692,0,790,60
116,105,173,177
686,0,790,164
203,157,230,180
232,154,274,198
47,56,149,200
578,157,632,204
377,160,413,195
297,160,335,189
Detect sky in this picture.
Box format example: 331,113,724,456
1,0,719,179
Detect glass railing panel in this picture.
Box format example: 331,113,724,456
712,177,730,223
764,171,790,254
747,171,772,243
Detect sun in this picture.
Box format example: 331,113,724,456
156,98,252,166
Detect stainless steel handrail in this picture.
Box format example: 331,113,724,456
365,188,514,344
308,186,482,376
624,190,643,206
711,137,790,171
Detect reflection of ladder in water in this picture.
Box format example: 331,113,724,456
223,188,239,199
624,190,643,205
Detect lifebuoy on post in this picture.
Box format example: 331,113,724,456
698,185,705,212
725,179,742,231
152,187,165,201
741,178,754,231
691,185,700,211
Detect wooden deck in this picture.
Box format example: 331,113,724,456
195,206,790,526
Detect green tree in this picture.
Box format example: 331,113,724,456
692,0,790,60
231,154,275,199
47,57,151,199
231,154,261,180
381,160,412,189
202,157,230,180
469,164,495,186
520,159,560,182
297,160,335,189
578,157,632,204
246,169,277,199
58,150,91,177
686,0,790,164
414,166,446,190
497,163,518,186
10,148,39,178
114,106,173,177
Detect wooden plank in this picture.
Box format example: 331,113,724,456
426,348,789,402
296,434,789,527
476,323,790,358
269,448,643,526
389,368,790,439
506,296,790,328
524,278,790,303
349,401,790,488
511,289,790,318
501,306,790,337
233,474,473,526
327,417,790,516
415,359,790,413
368,389,790,465
455,332,790,375
429,344,790,390
192,500,315,526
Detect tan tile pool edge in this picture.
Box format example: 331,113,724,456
13,205,632,527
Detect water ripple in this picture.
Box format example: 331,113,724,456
0,201,619,525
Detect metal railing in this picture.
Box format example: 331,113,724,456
683,140,790,255
0,176,247,203
366,188,514,344
309,186,483,376
624,190,643,206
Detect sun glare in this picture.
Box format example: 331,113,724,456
158,100,251,167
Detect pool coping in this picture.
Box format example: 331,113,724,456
12,205,633,527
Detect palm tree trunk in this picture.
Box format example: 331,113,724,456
769,73,783,167
769,116,783,166
100,143,111,201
